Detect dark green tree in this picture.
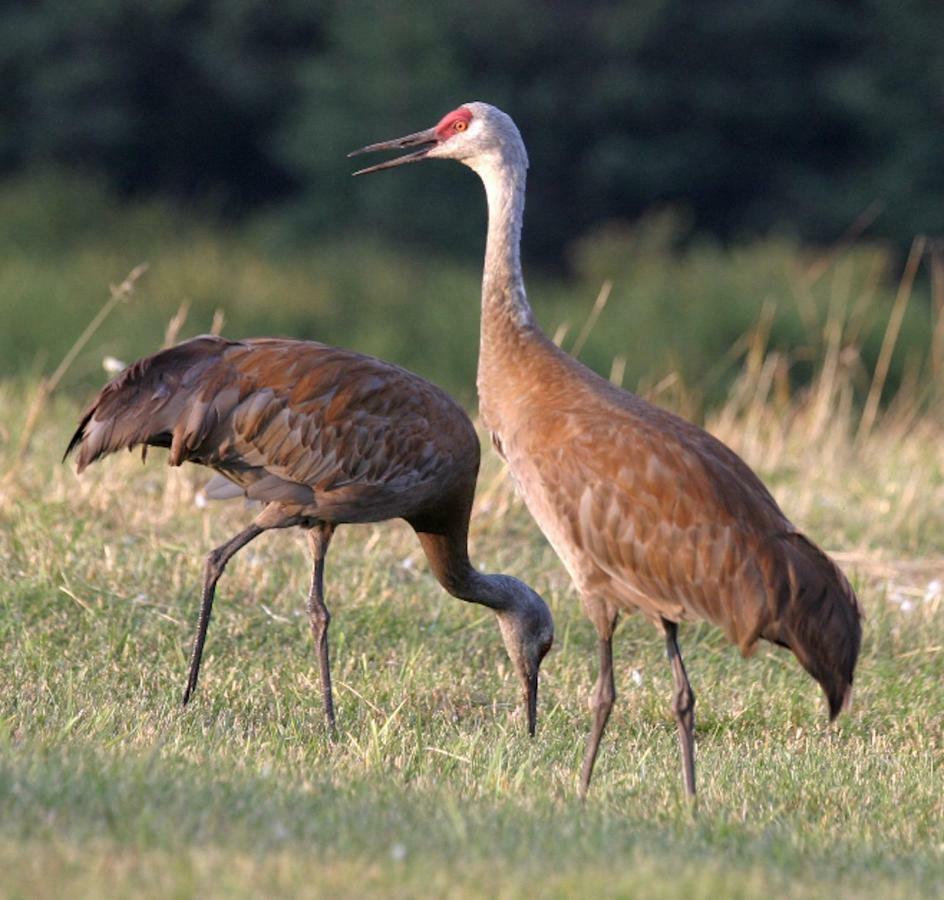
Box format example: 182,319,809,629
1,0,941,257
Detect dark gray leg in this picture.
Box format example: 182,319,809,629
306,523,336,730
182,523,265,706
663,618,696,798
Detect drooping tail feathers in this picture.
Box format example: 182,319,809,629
767,532,862,720
64,336,231,473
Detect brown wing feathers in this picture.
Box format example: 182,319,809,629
65,338,328,493
519,378,861,713
65,337,229,472
65,335,475,519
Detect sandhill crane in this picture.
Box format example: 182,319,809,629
352,102,862,797
65,335,553,735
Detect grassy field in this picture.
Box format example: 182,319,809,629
1,176,942,897
2,291,943,899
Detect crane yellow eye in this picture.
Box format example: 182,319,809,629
454,120,467,132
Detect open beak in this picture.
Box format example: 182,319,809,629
348,127,439,176
525,672,538,737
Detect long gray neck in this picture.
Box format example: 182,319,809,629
469,150,541,430
475,153,534,338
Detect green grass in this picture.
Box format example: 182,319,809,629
1,365,943,898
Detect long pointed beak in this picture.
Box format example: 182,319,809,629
526,672,538,737
348,127,439,176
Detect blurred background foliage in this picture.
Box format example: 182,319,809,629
0,0,941,406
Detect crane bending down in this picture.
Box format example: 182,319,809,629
352,103,862,797
65,336,553,734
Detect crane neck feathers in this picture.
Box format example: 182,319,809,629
472,149,533,331
464,570,532,613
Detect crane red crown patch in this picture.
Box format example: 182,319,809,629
435,106,473,140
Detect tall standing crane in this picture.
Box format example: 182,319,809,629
66,335,554,735
352,102,862,797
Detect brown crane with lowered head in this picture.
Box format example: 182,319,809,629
65,335,554,734
351,102,862,797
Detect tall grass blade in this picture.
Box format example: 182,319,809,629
10,262,148,468
856,237,924,445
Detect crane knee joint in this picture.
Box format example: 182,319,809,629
672,687,695,720
309,604,330,630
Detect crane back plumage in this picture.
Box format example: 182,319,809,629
66,335,479,525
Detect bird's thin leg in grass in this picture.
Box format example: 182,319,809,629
579,610,618,799
182,523,265,706
663,619,696,798
306,522,337,730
